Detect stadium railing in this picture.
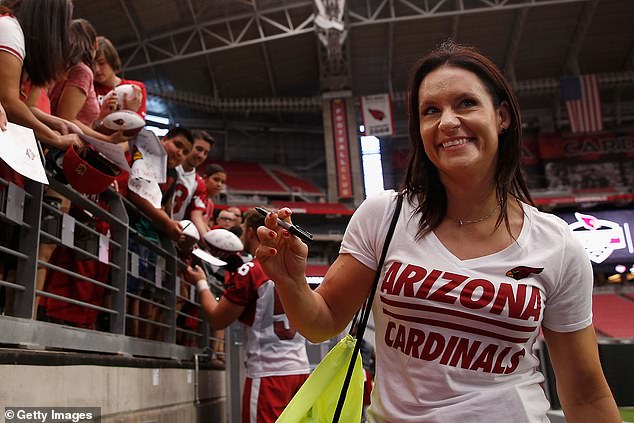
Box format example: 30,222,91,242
0,173,216,360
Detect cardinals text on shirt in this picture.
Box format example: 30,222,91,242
379,262,543,375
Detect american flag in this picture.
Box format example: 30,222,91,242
560,74,603,133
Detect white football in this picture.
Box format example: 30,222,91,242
114,84,142,112
102,110,145,137
179,220,199,241
102,84,142,112
204,229,243,253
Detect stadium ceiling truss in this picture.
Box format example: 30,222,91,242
116,0,634,118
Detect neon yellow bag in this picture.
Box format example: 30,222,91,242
277,195,403,423
275,334,364,423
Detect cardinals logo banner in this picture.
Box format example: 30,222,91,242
360,93,394,137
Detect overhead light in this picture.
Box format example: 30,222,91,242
607,274,622,283
145,114,170,125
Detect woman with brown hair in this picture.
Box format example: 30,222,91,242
0,0,81,151
257,42,620,422
48,18,127,143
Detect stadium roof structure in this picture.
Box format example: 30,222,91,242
76,0,634,136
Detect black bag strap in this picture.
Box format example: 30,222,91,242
332,192,404,423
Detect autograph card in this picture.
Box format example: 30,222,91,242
0,123,48,184
129,129,166,183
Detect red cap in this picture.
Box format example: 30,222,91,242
62,145,121,195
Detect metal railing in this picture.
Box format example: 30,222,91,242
0,172,218,360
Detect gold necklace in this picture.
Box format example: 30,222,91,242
456,204,500,226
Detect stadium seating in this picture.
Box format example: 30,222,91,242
591,293,634,339
270,168,322,194
623,293,634,302
211,160,288,194
270,201,353,215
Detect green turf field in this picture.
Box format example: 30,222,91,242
621,407,634,422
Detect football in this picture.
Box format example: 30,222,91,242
101,110,145,137
204,229,243,256
115,84,143,112
102,84,142,113
179,220,199,241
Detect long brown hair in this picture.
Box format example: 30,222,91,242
67,18,97,68
2,0,73,86
402,41,533,239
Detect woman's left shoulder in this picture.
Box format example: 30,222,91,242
521,202,588,265
521,201,570,234
357,189,398,213
347,190,399,234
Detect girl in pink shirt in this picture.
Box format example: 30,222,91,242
49,19,127,144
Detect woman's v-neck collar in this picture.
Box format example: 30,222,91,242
426,202,531,267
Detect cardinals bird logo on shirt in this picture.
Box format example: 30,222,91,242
506,266,543,280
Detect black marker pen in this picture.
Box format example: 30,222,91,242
255,207,313,243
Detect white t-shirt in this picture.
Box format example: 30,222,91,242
171,165,206,221
224,258,311,379
0,14,25,62
340,190,593,423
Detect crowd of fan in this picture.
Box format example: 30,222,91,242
0,0,247,363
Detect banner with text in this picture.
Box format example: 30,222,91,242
331,98,353,199
538,132,634,161
538,132,634,191
360,93,394,137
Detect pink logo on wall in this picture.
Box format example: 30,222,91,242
569,212,627,263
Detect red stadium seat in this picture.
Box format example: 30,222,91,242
270,201,354,215
270,168,323,194
591,293,634,339
211,160,288,194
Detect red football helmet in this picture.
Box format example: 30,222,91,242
62,145,121,195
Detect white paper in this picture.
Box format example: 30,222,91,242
98,233,109,264
129,129,167,183
155,255,165,288
130,252,140,278
61,213,75,247
0,123,48,184
128,177,162,208
152,368,160,386
79,134,131,172
154,263,162,288
192,248,227,266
